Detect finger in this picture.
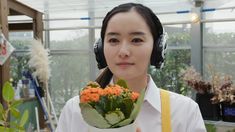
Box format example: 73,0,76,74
136,127,141,132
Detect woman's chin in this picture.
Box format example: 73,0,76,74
114,72,134,80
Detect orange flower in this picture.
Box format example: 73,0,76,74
90,93,100,102
131,92,139,101
103,85,124,96
80,95,90,103
80,82,139,103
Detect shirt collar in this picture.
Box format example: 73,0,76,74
144,75,161,113
109,75,161,113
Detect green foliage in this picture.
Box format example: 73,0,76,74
167,33,191,46
204,33,235,45
129,89,145,120
9,39,31,50
19,110,29,128
149,49,191,95
205,124,216,132
79,103,111,128
149,32,191,95
10,107,20,118
116,79,128,89
105,110,125,125
3,82,15,102
120,98,133,118
0,81,29,131
9,39,31,86
228,129,235,132
50,54,90,114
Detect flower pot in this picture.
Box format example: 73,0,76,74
88,122,137,132
221,102,235,122
196,93,220,121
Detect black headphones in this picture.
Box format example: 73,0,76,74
94,29,167,70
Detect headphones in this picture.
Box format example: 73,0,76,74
94,29,168,70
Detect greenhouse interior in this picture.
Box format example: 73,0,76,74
0,0,235,131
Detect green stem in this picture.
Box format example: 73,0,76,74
3,102,10,128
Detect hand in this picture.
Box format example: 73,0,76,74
136,127,141,132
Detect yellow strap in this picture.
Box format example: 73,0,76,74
160,89,172,132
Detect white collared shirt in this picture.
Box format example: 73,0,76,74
56,76,206,132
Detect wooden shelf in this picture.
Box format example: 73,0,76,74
0,0,43,104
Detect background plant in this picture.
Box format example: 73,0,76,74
0,82,29,132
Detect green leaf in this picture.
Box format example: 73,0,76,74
19,128,25,132
10,108,20,119
8,127,16,132
0,126,10,132
120,98,133,118
113,118,133,127
0,103,3,113
105,110,125,125
18,126,25,131
0,120,4,125
94,104,104,116
9,121,18,128
3,82,15,102
116,79,128,89
19,110,29,127
10,100,23,108
0,103,3,119
129,89,145,120
79,103,111,128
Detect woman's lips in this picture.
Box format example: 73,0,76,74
116,62,134,69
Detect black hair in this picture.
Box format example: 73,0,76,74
96,3,163,88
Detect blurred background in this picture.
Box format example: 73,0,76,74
1,0,235,131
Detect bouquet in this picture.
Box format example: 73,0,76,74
79,80,145,132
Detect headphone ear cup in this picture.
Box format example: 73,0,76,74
150,32,167,69
94,38,107,69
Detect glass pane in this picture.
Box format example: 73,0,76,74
50,54,90,114
203,22,235,46
203,50,235,82
145,0,192,13
9,31,34,50
165,24,191,47
159,14,191,23
48,9,88,19
204,0,235,10
49,30,89,50
49,20,89,29
10,52,30,86
203,9,235,20
149,49,191,95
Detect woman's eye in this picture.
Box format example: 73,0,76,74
108,38,119,43
132,38,143,43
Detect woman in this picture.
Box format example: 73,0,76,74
56,3,206,132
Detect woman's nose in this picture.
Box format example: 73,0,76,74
118,42,130,58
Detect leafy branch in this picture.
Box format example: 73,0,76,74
0,82,29,132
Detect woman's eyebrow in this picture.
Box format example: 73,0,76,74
106,32,120,36
106,31,146,36
129,32,146,36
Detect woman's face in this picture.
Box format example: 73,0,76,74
104,9,154,80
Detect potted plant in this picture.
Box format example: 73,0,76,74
0,81,29,131
210,74,235,122
181,66,220,121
